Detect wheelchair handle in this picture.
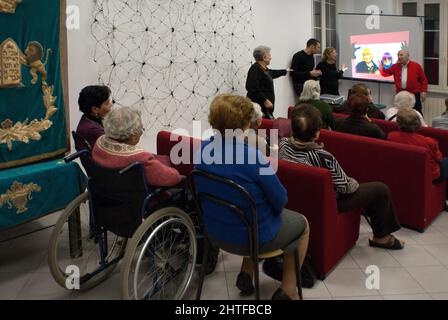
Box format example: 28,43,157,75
64,149,90,163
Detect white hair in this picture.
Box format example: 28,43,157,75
394,91,416,109
300,80,321,101
103,106,143,142
251,103,263,123
253,45,271,61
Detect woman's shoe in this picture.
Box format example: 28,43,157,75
369,235,404,250
236,271,254,296
271,288,292,300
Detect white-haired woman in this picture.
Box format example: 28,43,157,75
246,45,289,119
386,91,428,127
92,106,182,187
244,103,278,156
297,80,335,129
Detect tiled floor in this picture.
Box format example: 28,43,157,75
1,212,448,300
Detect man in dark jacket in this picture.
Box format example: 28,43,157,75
290,39,322,97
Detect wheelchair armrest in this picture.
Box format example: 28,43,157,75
119,162,143,175
64,149,90,163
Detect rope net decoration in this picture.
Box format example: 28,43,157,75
91,0,255,134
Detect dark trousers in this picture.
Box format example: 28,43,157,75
293,83,304,98
414,92,423,115
262,106,275,119
433,157,448,184
337,182,401,238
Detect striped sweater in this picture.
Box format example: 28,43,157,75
279,137,359,198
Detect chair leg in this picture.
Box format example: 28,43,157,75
196,238,209,300
294,248,303,300
253,255,260,300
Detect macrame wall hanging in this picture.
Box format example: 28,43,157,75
92,0,255,134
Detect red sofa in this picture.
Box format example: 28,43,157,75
288,106,448,157
259,118,446,231
332,112,448,157
318,129,446,232
156,130,361,279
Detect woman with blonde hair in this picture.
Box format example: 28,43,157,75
195,94,310,300
297,80,335,129
316,47,345,95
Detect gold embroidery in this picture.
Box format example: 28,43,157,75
0,38,57,150
0,181,41,214
22,42,52,85
0,38,23,87
0,84,57,150
0,0,22,14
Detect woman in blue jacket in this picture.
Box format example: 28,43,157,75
195,94,309,300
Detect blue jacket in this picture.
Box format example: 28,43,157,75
194,135,287,245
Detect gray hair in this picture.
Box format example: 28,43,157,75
103,106,143,142
253,45,271,61
394,91,416,109
251,102,263,123
300,80,321,101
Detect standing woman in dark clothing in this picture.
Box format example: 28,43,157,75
316,47,345,96
246,46,288,119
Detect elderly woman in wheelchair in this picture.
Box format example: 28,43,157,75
48,107,205,300
192,94,310,300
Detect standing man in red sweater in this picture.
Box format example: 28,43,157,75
379,49,428,115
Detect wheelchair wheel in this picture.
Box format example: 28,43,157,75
48,192,127,290
121,207,197,300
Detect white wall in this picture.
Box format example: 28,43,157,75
252,0,313,117
66,0,98,147
66,0,313,152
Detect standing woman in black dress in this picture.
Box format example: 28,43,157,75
246,45,289,119
316,47,345,96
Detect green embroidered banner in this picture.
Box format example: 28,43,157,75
0,159,86,229
0,0,68,169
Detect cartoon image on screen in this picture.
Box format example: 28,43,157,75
350,31,410,81
381,52,394,70
355,48,380,74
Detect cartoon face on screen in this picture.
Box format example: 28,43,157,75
355,48,379,74
381,52,394,69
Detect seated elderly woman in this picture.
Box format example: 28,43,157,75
76,85,113,150
386,91,428,127
280,104,404,250
340,83,385,120
335,93,386,140
195,94,309,300
297,80,335,129
92,106,182,188
388,109,448,184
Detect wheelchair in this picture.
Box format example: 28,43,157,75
48,147,216,300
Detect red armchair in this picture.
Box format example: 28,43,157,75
156,130,361,279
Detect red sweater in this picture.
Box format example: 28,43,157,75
93,135,182,187
380,61,428,94
388,131,442,179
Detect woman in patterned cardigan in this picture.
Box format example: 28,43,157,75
92,107,182,188
279,104,404,250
